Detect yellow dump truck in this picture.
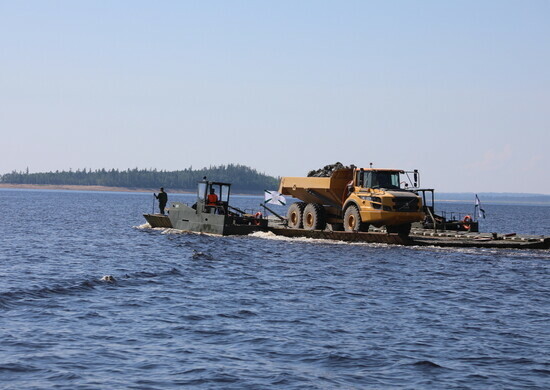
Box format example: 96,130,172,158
279,168,424,236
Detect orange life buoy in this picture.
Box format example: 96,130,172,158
463,215,472,230
253,212,263,225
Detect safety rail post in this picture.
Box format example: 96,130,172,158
426,206,437,233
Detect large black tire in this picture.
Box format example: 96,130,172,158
344,205,361,232
386,223,412,236
287,202,306,229
302,203,326,230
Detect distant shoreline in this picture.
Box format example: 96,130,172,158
0,183,194,194
0,183,262,196
434,198,550,205
1,183,548,204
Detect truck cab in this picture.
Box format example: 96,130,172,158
345,169,424,235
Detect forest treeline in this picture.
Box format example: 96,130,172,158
0,164,280,193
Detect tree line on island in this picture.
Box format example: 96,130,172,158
0,164,280,193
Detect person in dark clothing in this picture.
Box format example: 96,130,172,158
154,187,168,215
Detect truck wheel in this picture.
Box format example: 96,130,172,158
303,203,326,230
386,223,411,236
287,202,306,229
344,205,362,232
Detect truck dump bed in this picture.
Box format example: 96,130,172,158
279,169,353,206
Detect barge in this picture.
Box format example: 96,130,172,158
267,225,550,249
143,179,548,250
409,231,550,249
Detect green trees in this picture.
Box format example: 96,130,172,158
0,164,279,193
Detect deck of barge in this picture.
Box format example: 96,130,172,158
411,233,550,249
268,225,550,250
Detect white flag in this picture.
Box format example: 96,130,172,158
475,194,486,219
264,190,286,206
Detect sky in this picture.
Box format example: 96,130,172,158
1,1,549,194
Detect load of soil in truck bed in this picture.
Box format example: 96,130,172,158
307,162,356,177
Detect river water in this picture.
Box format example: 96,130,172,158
0,189,549,389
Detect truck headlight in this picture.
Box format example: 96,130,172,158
359,196,382,203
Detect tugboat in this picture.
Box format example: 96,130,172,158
143,180,268,235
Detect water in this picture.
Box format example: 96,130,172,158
1,189,549,389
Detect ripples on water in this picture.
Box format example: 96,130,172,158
0,189,549,389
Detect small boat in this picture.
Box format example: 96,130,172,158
144,180,268,235
413,188,479,232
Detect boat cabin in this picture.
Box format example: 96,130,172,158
196,180,231,215
414,188,479,232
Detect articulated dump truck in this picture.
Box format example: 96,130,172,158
278,168,424,236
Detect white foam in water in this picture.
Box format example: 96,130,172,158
249,231,535,253
133,224,186,235
161,228,189,235
406,244,532,256
248,231,390,247
134,223,152,229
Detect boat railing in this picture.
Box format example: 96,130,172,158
440,211,473,222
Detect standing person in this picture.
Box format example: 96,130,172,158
154,187,168,215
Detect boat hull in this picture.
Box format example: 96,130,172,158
144,202,268,236
143,214,173,228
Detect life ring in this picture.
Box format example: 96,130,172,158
253,212,263,225
463,215,472,230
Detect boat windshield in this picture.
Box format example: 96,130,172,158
363,171,401,189
219,184,230,202
197,182,207,200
